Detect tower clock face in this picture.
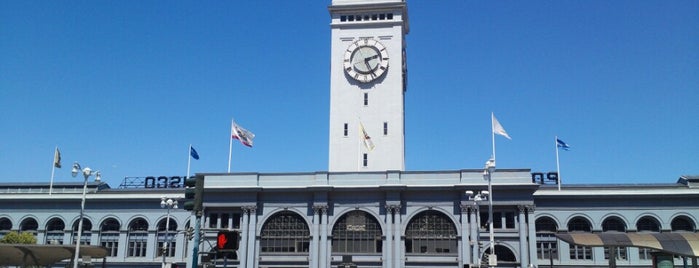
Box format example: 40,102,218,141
343,38,389,83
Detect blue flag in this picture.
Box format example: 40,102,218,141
556,138,570,151
190,146,200,160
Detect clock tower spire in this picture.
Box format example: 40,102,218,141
328,0,409,172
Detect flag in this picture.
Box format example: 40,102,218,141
53,147,61,168
492,113,512,140
556,138,570,151
231,121,255,147
190,146,200,160
359,122,375,151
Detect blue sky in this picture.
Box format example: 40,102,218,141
1,1,697,187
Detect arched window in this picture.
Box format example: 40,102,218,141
636,216,660,232
567,217,591,232
602,217,626,232
484,245,517,264
127,218,149,257
260,211,310,253
72,219,92,245
20,218,38,235
671,216,695,232
567,217,592,260
331,210,382,253
100,218,121,257
405,211,457,255
535,217,558,260
0,218,11,240
602,217,627,261
156,218,178,258
45,218,65,245
636,216,660,260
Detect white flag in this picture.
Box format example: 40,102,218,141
492,113,511,140
231,121,255,147
359,122,375,151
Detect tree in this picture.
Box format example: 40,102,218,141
0,231,37,244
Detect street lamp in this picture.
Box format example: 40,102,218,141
161,197,178,268
466,190,489,267
483,157,496,267
71,162,100,268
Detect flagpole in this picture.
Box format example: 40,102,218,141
491,112,497,163
49,146,57,195
187,144,193,180
555,136,561,191
228,119,234,173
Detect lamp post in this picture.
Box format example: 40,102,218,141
161,197,178,268
466,190,489,267
71,162,101,268
483,158,496,267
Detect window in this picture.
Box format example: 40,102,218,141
363,153,368,167
0,218,11,241
567,217,592,260
602,217,627,260
156,218,177,258
387,13,393,20
671,216,695,232
340,15,347,22
383,122,388,135
20,218,38,235
405,211,458,255
45,218,65,245
260,211,310,253
127,218,149,257
100,218,120,257
364,93,368,106
344,123,348,137
72,219,92,245
637,216,660,232
535,217,558,260
332,211,383,253
209,213,219,228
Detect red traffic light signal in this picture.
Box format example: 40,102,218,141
216,231,239,250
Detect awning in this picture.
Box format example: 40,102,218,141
0,244,108,266
556,232,699,257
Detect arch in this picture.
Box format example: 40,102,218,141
156,217,178,258
636,216,661,232
329,207,384,234
45,217,66,245
601,216,627,232
404,210,458,255
97,215,123,231
126,217,149,257
259,210,310,253
331,210,383,253
258,207,311,234
535,216,558,232
567,216,592,232
671,215,695,232
71,218,93,245
19,217,38,233
483,244,518,263
99,217,121,257
0,217,12,231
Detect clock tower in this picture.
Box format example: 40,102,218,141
328,0,409,172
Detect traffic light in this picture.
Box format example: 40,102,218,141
216,231,239,259
183,176,204,212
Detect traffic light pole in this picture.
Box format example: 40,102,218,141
191,211,201,268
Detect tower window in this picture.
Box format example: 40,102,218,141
340,15,347,22
387,13,393,20
379,14,386,20
364,93,369,106
363,153,368,167
348,15,354,21
383,122,388,135
344,123,348,136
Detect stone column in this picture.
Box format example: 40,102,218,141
319,206,329,268
470,205,480,266
392,205,403,268
384,205,394,268
518,205,529,268
460,204,473,266
239,208,250,268
526,205,537,267
311,206,320,268
245,206,257,268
